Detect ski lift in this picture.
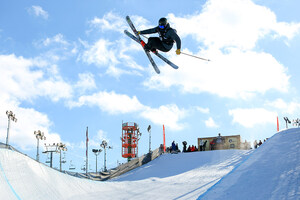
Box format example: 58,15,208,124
45,153,51,163
62,152,66,164
81,162,86,171
69,160,76,170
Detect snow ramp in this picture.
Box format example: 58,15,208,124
0,145,251,199
198,128,300,200
0,129,298,200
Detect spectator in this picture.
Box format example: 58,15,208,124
254,140,258,149
210,140,215,150
203,140,207,151
182,141,187,152
159,144,164,153
191,145,196,152
216,133,225,144
171,141,176,152
187,145,191,152
199,139,204,151
258,140,262,147
175,143,180,152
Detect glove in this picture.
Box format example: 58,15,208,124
137,31,141,35
176,49,181,55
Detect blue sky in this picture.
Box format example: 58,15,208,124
0,0,300,171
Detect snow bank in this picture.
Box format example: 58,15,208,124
199,128,300,200
0,128,299,200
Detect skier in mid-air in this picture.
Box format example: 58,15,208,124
137,17,181,55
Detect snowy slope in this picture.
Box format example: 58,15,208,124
0,128,299,200
199,128,300,200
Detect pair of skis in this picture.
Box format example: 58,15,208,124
125,16,178,74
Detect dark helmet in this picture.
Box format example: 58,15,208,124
158,17,168,29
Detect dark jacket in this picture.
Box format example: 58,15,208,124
140,24,181,50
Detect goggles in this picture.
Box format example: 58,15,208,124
159,25,165,29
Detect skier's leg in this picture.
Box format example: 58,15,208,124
146,37,168,52
144,37,158,51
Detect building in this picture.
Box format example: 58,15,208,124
198,134,250,151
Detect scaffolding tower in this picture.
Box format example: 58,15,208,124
121,122,140,162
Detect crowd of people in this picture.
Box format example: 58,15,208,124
162,133,268,155
182,140,206,152
253,138,268,149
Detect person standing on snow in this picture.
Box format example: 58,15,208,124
199,139,204,151
137,17,181,55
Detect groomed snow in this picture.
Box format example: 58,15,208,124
0,128,299,200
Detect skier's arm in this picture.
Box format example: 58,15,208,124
140,27,158,35
171,30,181,50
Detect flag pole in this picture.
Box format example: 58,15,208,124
163,125,166,152
86,126,88,175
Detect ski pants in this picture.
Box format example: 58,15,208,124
145,37,171,52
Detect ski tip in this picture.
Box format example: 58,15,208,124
126,16,130,20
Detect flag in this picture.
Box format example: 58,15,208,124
163,125,166,152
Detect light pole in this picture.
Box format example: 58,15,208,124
57,143,67,172
284,117,291,129
92,149,102,174
34,130,46,162
100,140,112,172
147,125,151,153
293,118,300,127
6,111,17,147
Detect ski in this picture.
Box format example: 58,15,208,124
126,16,160,74
124,30,179,69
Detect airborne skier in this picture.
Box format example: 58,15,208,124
137,17,181,55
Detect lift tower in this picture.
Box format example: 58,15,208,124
121,122,140,162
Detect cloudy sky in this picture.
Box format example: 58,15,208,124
0,0,300,171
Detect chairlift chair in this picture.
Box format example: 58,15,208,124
69,160,76,170
45,153,51,163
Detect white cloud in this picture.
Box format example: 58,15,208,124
81,13,152,77
266,99,300,115
89,12,127,34
81,39,119,67
80,36,146,77
28,5,49,19
229,108,277,128
89,12,151,34
68,91,146,115
68,91,187,131
0,54,72,102
0,54,74,150
74,73,97,94
140,104,187,131
168,0,300,50
42,34,69,47
142,0,299,99
144,49,290,99
86,130,110,149
205,117,219,128
196,107,210,114
0,98,61,150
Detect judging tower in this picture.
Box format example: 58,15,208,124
122,122,140,161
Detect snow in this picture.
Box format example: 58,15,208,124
0,128,299,200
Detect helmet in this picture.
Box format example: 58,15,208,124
158,17,168,29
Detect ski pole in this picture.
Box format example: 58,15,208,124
140,34,149,39
180,52,210,61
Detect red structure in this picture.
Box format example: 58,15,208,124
122,122,139,161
